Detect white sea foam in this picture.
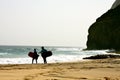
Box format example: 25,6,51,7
0,55,86,64
0,46,109,64
0,51,108,64
0,52,8,55
55,47,80,51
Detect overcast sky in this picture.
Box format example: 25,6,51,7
0,0,115,47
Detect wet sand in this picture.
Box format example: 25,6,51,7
0,59,120,80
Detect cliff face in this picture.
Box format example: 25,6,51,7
87,4,120,50
111,0,120,9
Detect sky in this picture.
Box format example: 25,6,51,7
0,0,115,47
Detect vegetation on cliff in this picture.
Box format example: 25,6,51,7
87,5,120,50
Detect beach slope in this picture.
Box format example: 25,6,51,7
0,59,120,80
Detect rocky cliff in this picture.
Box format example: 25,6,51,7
86,1,120,50
111,0,120,9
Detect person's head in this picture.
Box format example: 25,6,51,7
41,46,44,49
34,48,36,52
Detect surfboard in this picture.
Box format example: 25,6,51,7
28,52,34,58
47,51,52,57
28,52,39,58
41,51,52,57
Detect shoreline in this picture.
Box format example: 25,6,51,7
0,59,120,80
0,53,120,65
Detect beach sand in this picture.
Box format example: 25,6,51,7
0,59,120,80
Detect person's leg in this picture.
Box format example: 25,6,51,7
32,58,34,64
35,58,38,64
43,57,47,64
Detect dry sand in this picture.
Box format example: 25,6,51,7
0,59,120,80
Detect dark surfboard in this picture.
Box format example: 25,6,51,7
41,51,52,58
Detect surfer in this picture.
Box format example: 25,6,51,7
40,47,48,64
32,49,39,64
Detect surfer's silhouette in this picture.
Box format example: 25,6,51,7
40,47,48,64
32,49,39,64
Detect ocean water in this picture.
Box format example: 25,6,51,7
0,46,108,64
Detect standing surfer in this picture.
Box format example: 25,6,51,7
40,47,48,64
40,46,53,64
32,49,39,64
